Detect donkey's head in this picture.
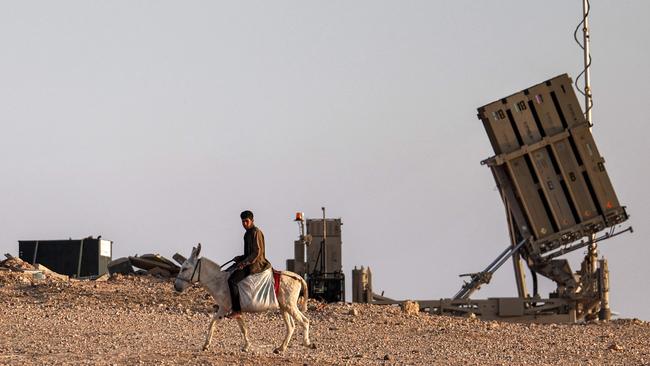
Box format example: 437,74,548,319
174,243,202,293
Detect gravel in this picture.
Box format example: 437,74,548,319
1,272,649,365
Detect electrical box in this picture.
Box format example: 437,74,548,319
288,213,345,303
18,238,112,278
306,219,342,274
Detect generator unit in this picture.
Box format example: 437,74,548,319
19,237,112,278
287,208,345,303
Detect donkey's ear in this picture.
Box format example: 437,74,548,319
196,243,202,256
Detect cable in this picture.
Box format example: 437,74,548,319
573,0,593,121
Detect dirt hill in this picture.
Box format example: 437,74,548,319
1,270,649,365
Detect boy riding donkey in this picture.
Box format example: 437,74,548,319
174,210,313,353
227,210,271,318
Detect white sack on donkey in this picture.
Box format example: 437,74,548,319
236,267,279,312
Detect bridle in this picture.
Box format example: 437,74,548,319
176,258,202,285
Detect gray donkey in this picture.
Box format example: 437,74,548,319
174,244,315,353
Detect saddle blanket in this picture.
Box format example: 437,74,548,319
237,267,280,312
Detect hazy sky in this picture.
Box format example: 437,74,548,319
1,1,648,320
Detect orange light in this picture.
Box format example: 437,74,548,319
294,212,304,222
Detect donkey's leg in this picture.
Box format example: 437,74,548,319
235,316,251,352
286,305,314,348
203,316,220,351
203,309,228,351
274,310,295,354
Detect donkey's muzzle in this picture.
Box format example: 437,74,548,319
174,281,183,293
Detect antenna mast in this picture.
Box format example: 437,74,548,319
580,0,599,272
582,0,593,126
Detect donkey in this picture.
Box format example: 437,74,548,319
174,244,315,353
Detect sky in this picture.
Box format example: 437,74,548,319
1,1,648,320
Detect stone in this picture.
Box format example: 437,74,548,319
608,343,623,351
401,300,419,315
95,273,110,282
35,264,69,281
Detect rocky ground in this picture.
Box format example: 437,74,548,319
1,269,650,365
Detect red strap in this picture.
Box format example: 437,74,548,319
273,270,281,295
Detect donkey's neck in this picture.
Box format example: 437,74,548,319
197,257,232,310
198,257,221,274
196,258,223,285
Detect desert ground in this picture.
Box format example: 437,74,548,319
1,263,650,366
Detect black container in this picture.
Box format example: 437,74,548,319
18,238,112,277
308,272,345,303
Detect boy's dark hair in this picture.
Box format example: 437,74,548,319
240,210,254,220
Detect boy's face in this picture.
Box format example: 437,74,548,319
241,218,254,230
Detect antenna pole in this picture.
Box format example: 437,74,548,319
583,0,593,126
581,0,598,273
321,207,327,273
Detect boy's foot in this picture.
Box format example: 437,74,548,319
226,311,241,319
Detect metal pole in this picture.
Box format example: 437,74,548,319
76,239,85,278
582,0,598,274
321,207,327,273
32,241,39,265
489,238,529,277
583,0,592,126
453,237,529,300
507,207,528,298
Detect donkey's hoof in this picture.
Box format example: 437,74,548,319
202,345,209,352
273,347,285,354
306,343,317,350
241,346,250,353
